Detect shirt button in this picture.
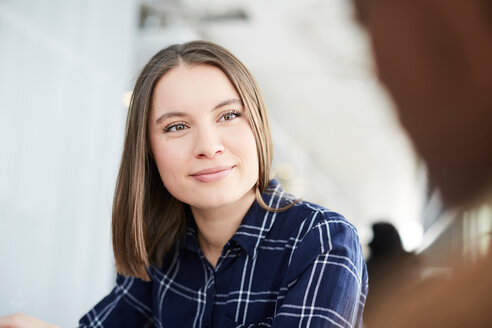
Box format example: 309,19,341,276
204,321,209,328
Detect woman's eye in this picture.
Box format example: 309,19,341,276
219,111,242,122
164,123,188,133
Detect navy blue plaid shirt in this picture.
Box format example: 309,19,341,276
79,180,368,327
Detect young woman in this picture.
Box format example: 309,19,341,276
76,40,368,328
0,40,368,328
77,40,367,328
0,40,367,328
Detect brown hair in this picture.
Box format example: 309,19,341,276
113,40,286,280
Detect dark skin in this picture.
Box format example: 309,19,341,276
354,0,492,207
354,0,492,326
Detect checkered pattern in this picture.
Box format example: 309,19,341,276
79,180,368,327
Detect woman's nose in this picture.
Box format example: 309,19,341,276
193,127,225,159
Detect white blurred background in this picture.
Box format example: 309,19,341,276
0,0,430,325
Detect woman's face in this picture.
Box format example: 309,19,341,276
148,64,259,210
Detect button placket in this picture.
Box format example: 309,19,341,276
202,271,216,328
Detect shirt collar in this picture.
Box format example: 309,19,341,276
182,206,200,253
181,180,290,259
231,179,288,259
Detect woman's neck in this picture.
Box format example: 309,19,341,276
191,189,256,268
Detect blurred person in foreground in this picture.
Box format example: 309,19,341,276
353,0,492,327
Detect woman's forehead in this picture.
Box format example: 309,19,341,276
148,64,245,121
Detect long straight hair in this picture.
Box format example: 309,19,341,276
113,41,283,280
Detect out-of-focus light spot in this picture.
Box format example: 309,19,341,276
122,91,132,108
287,176,306,197
399,220,423,251
276,162,295,180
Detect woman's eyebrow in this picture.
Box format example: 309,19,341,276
155,99,242,124
212,98,243,110
155,111,187,124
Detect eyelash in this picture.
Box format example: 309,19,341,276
164,121,188,133
163,110,242,133
219,110,242,121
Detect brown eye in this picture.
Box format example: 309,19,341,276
164,123,189,133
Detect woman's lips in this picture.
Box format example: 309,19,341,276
190,165,235,183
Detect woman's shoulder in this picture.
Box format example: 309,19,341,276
287,199,350,223
271,198,366,288
264,180,351,221
266,184,357,237
262,180,362,254
283,200,360,247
